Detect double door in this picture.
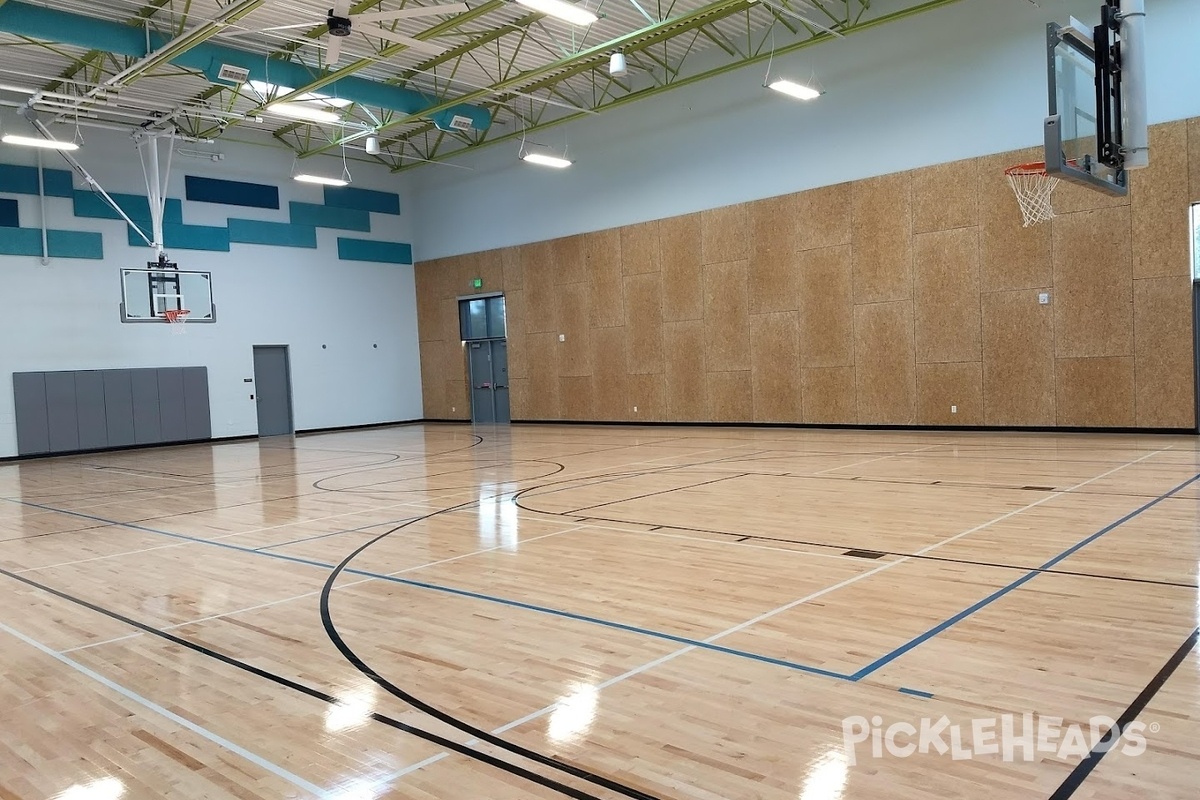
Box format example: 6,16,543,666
467,339,510,424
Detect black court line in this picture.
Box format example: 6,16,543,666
0,565,612,800
563,473,750,515
1048,627,1199,800
253,518,420,551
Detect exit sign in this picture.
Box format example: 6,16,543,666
472,278,483,289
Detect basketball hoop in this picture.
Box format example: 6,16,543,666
163,308,191,335
1005,162,1062,227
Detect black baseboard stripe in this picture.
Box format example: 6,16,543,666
503,419,1197,436
296,419,423,436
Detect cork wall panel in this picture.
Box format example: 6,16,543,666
523,252,557,333
419,343,444,418
626,373,666,421
523,332,560,419
625,272,665,374
749,247,801,315
1130,121,1191,278
852,171,913,304
664,320,706,421
555,282,592,377
587,229,626,328
1056,357,1135,427
1134,277,1195,429
917,362,983,426
913,227,981,364
504,290,527,379
661,213,704,322
1053,165,1130,216
1190,118,1200,202
508,377,530,418
552,234,587,285
591,326,629,421
982,289,1056,426
706,371,753,422
751,194,803,260
703,259,751,372
466,250,505,293
913,159,979,233
797,245,853,368
750,312,802,422
559,376,595,421
795,183,852,251
853,301,916,424
622,221,661,275
445,379,468,419
979,149,1052,292
1052,206,1133,359
802,366,856,424
701,204,748,264
500,246,522,290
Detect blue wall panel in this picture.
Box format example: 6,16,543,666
228,218,317,248
127,222,229,251
0,164,73,197
0,227,40,256
74,191,182,228
337,237,412,264
289,201,371,232
323,186,400,215
186,175,280,209
48,229,104,259
0,198,17,227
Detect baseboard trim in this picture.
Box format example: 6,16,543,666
295,419,424,436
507,419,1198,435
0,434,257,463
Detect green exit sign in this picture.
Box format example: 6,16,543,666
472,278,483,290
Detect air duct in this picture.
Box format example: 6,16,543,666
0,1,491,132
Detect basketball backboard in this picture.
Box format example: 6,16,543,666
120,268,215,323
1044,16,1126,195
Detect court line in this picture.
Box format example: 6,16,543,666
57,524,590,654
811,442,945,475
0,620,331,799
851,469,1200,679
1048,626,1199,799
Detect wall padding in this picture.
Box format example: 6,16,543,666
416,119,1198,430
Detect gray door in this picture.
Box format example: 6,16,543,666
468,341,495,424
253,345,293,436
492,340,510,424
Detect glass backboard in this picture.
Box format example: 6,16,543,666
121,268,215,323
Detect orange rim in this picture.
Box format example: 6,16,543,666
1004,161,1048,176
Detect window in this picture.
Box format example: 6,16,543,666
459,295,506,341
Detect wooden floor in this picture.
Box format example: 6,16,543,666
1,424,1198,800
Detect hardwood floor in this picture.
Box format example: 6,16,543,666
1,424,1197,799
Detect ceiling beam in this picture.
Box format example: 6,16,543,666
387,0,966,171
40,0,174,94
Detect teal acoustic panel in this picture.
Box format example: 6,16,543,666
0,164,73,197
337,237,412,264
186,175,279,209
47,229,104,259
289,201,370,232
228,218,317,248
323,186,400,215
74,191,182,227
0,228,103,259
127,221,229,251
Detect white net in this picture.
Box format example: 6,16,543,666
164,309,190,335
1005,164,1060,227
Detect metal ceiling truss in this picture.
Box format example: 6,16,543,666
3,0,962,171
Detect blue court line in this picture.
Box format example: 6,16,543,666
850,471,1200,681
1,498,852,681
897,687,934,699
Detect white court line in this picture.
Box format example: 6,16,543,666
811,442,946,476
1,620,330,799
57,524,589,654
371,445,1171,786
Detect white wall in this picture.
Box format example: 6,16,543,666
413,0,1200,259
0,129,421,457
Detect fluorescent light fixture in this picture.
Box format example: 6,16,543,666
515,0,597,26
267,102,342,123
2,134,80,150
294,173,349,186
767,79,821,101
521,151,572,168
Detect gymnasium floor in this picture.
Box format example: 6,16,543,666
1,423,1197,800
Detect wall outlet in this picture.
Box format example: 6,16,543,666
633,406,638,413
558,333,566,342
951,405,957,413
1038,292,1050,305
452,406,456,412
